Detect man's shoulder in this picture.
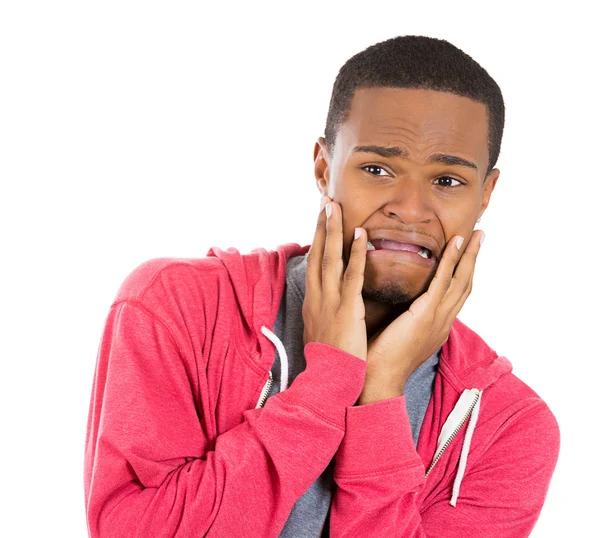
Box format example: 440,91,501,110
493,367,557,421
473,360,560,454
111,243,307,305
112,255,229,306
450,318,558,428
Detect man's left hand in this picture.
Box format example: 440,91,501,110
357,230,485,406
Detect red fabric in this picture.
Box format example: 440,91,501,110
84,243,560,537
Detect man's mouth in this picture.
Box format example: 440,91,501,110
367,239,433,260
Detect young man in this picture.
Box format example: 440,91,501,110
84,35,560,537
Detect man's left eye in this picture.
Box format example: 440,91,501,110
434,176,462,187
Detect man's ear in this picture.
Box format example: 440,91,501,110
479,168,500,218
314,136,331,197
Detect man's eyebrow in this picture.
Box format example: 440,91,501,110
351,145,478,171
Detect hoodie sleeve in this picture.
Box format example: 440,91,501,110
328,395,560,537
84,300,367,538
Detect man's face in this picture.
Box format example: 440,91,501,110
314,87,499,305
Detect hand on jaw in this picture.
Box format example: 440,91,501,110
303,195,485,406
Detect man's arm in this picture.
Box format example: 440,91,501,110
84,300,367,538
328,395,560,537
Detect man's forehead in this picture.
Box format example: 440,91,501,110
348,88,486,133
351,86,486,114
338,87,489,165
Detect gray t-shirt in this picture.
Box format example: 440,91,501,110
265,253,440,537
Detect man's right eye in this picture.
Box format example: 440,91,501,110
361,164,391,177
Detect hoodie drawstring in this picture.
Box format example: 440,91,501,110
450,389,483,507
259,325,289,393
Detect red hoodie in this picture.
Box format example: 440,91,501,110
84,242,560,537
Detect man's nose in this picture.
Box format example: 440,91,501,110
381,181,433,224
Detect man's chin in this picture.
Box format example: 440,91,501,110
361,282,414,306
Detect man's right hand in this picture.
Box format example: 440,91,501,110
302,196,369,362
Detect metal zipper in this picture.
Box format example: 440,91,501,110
425,389,481,477
257,370,273,409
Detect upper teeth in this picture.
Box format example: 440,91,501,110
367,241,376,251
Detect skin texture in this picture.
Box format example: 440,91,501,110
313,88,500,344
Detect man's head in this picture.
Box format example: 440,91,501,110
313,35,504,306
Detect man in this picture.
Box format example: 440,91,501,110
84,35,560,537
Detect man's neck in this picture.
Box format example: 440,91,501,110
364,299,409,342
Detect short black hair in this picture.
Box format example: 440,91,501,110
324,35,505,176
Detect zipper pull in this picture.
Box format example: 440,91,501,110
426,388,481,476
255,370,273,409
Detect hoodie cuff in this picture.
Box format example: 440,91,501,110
334,395,423,478
277,342,367,430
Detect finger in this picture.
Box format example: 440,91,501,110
448,274,473,323
446,233,482,318
306,197,331,296
440,230,484,313
426,234,465,306
341,226,367,309
322,200,345,298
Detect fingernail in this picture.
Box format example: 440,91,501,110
354,227,362,239
456,236,464,250
479,231,486,246
320,197,327,211
326,203,332,219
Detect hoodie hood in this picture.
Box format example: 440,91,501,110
206,242,308,360
206,241,514,506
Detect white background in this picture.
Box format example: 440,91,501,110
1,1,597,536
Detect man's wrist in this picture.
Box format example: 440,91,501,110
357,382,405,405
